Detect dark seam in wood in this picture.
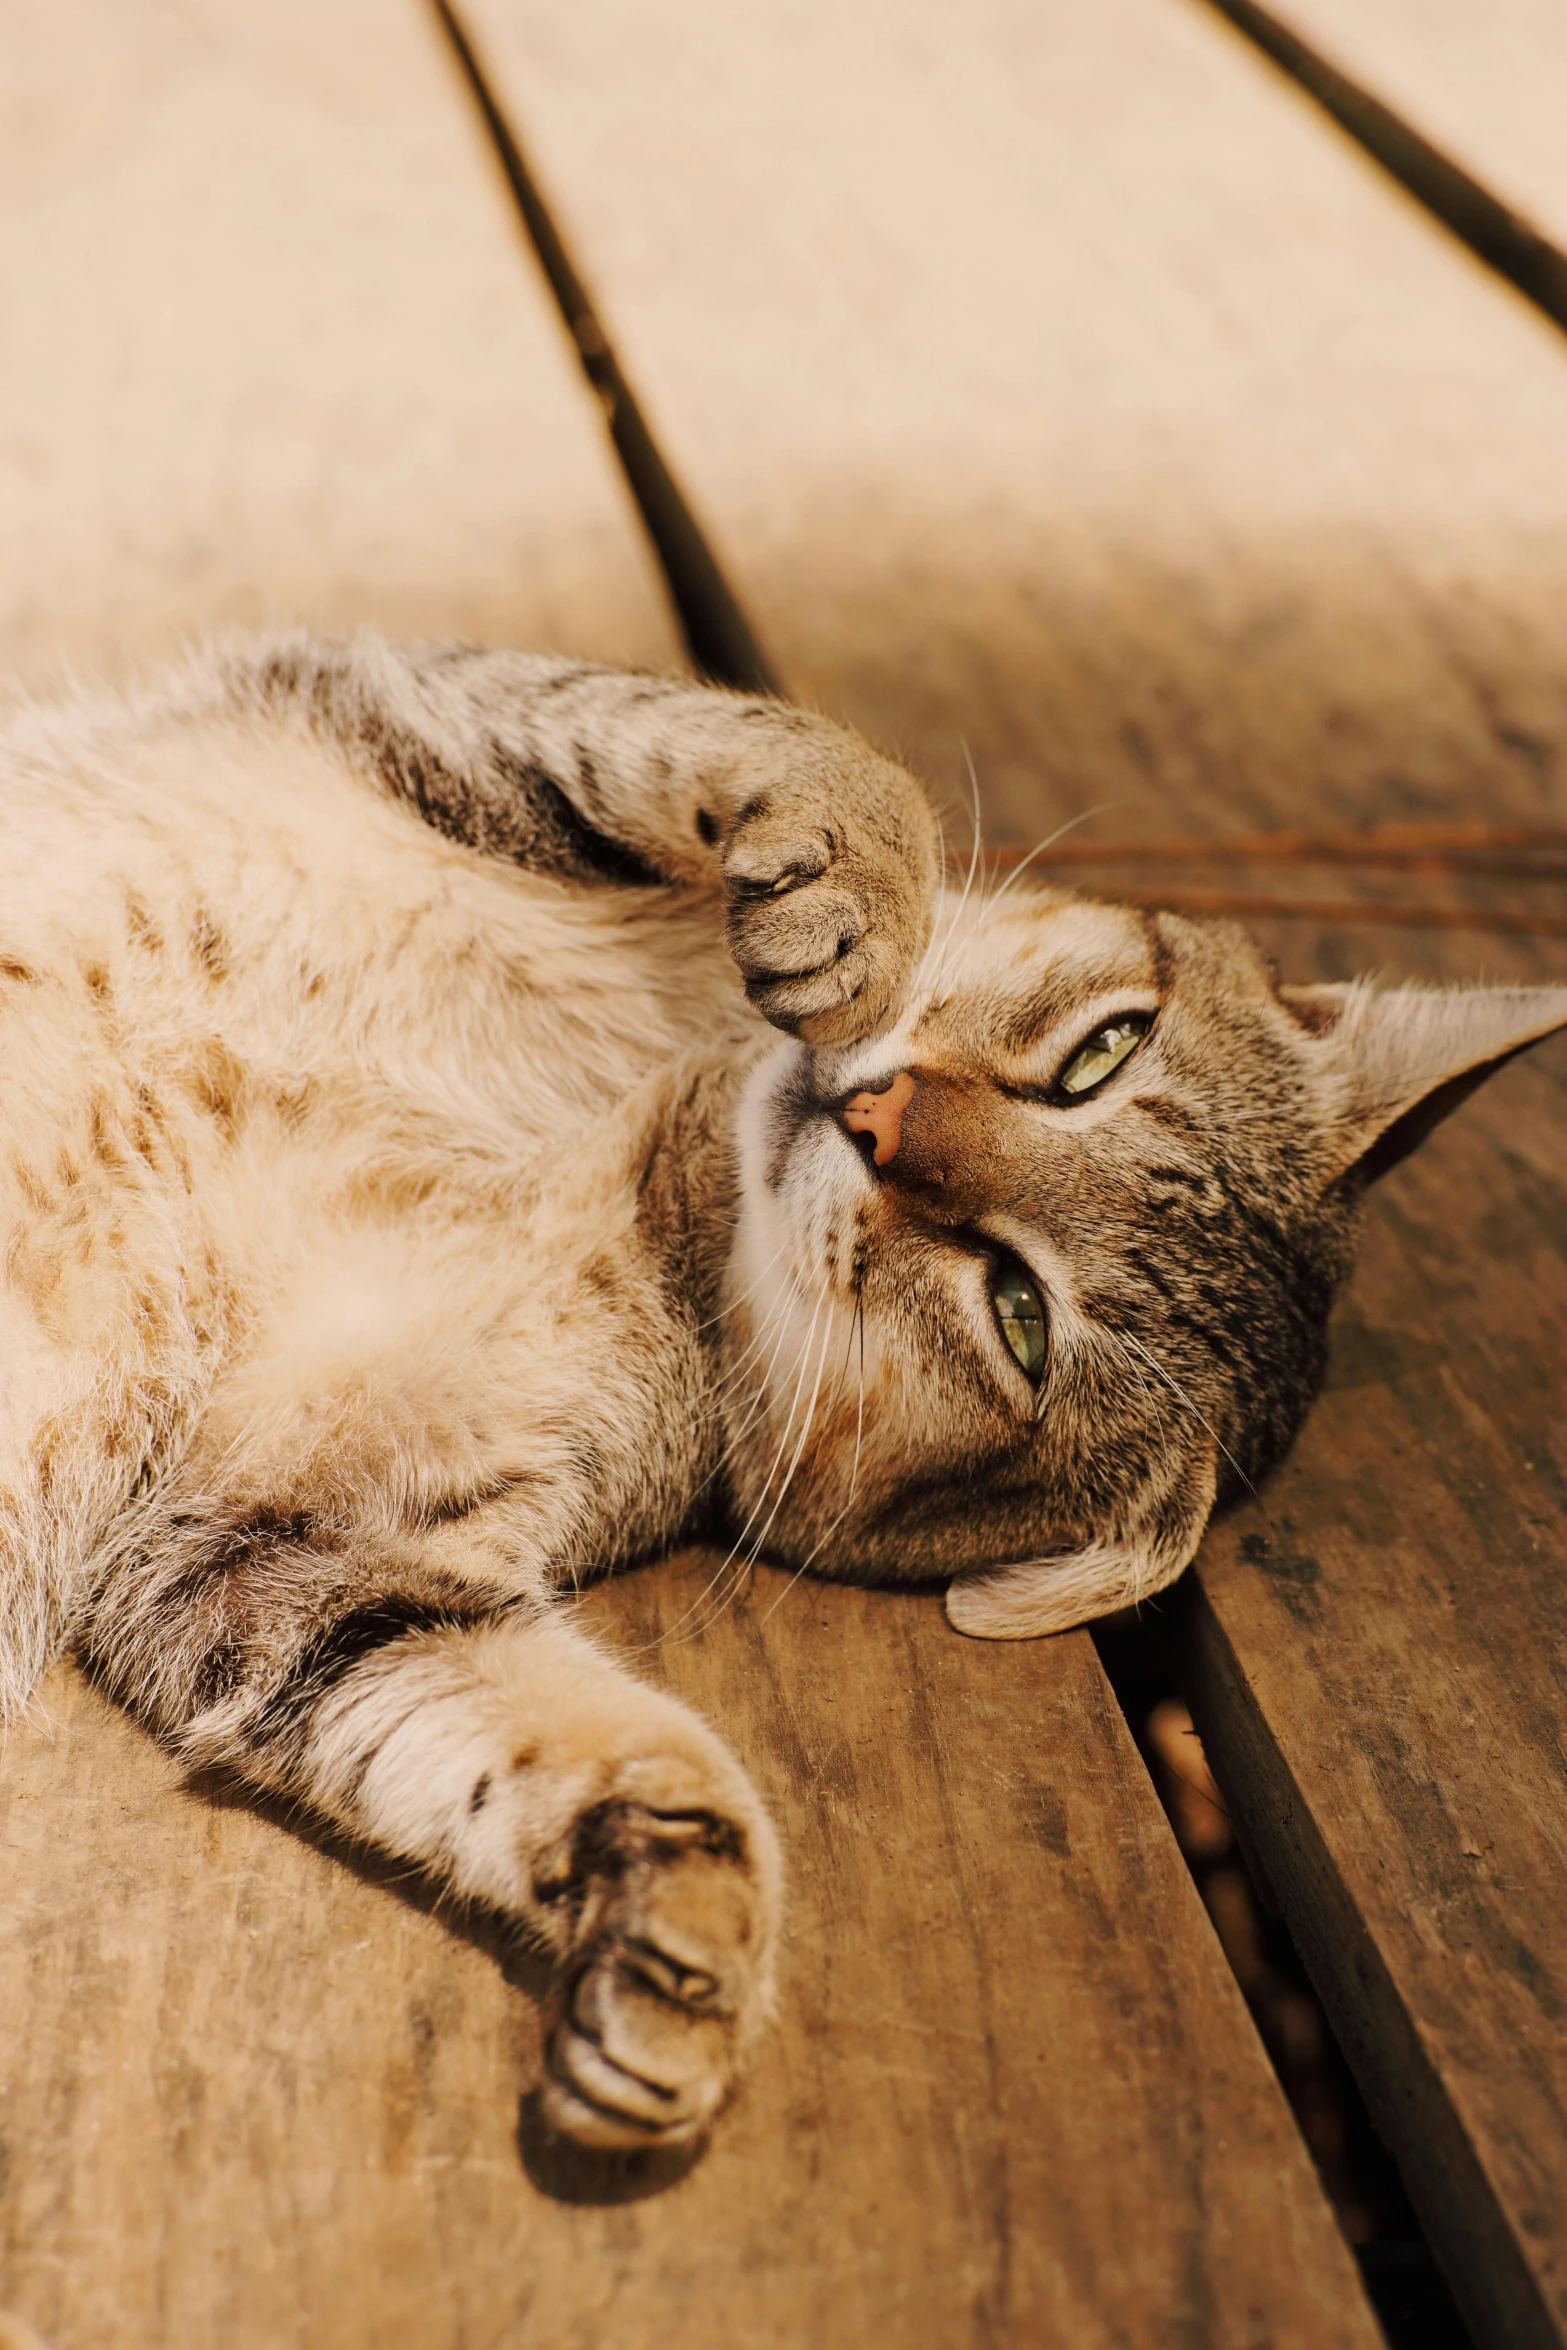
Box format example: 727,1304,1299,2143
1184,1567,1561,2350
425,0,781,696
1194,0,1567,342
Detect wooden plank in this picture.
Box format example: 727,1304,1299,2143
1186,1023,1567,2350
457,1,1567,2338
2,3,1562,2344
0,0,679,689
0,5,1382,2342
0,1563,1381,2349
1251,0,1567,254
469,0,1567,865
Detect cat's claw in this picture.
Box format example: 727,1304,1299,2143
539,1802,772,2151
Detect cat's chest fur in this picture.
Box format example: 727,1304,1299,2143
9,632,1564,2163
2,702,753,1575
12,715,733,1127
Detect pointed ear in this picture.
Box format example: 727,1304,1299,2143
945,1456,1216,1639
1280,981,1567,1185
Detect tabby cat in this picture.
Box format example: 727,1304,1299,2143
3,634,1562,2150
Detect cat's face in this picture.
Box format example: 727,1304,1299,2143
721,888,1567,1635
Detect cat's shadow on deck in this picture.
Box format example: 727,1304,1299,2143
184,1759,707,2206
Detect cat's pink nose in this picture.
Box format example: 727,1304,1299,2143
842,1070,916,1166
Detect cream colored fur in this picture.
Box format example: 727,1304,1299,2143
3,631,1563,2146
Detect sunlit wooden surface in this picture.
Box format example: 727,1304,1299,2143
0,1571,1381,2348
471,0,1567,863
4,0,1567,2343
0,0,677,690
1275,0,1567,247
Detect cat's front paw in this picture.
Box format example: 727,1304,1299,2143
722,748,939,1047
539,1790,777,2151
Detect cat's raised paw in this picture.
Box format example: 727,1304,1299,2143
540,1801,772,2151
721,759,939,1048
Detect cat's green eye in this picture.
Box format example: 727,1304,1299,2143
991,1258,1048,1385
1056,1013,1151,1099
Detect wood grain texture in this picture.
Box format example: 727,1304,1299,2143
1265,0,1567,251
0,0,679,691
1187,1024,1567,2350
5,0,1566,2341
454,3,1567,2332
0,1563,1380,2349
0,3,1384,2339
468,0,1567,859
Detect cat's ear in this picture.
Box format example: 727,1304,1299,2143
945,1454,1216,1639
1280,981,1567,1186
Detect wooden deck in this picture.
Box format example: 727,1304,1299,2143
2,2,1566,2345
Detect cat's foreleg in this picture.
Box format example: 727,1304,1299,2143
231,636,941,1047
299,1606,781,2151
449,653,943,1046
83,1541,780,2149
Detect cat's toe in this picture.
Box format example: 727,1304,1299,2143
538,1801,772,2150
721,779,936,1046
542,1959,734,2148
727,890,908,1045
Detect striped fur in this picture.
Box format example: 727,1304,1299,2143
2,630,1561,2144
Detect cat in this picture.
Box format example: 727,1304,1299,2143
2,630,1563,2153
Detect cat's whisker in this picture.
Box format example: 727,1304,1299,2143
657,1286,833,1648
929,744,985,991
680,1298,813,1541
698,1242,804,1401
758,1297,867,1624
981,803,1123,919
701,1303,791,1414
1112,1327,1254,1497
687,1339,803,1523
721,1304,840,1580
647,1516,767,1653
936,804,1124,1005
692,1235,793,1334
707,1269,808,1429
1098,1325,1174,1475
733,1364,849,1615
712,1290,843,1612
963,740,989,913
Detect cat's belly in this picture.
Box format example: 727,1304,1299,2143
2,708,749,1172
